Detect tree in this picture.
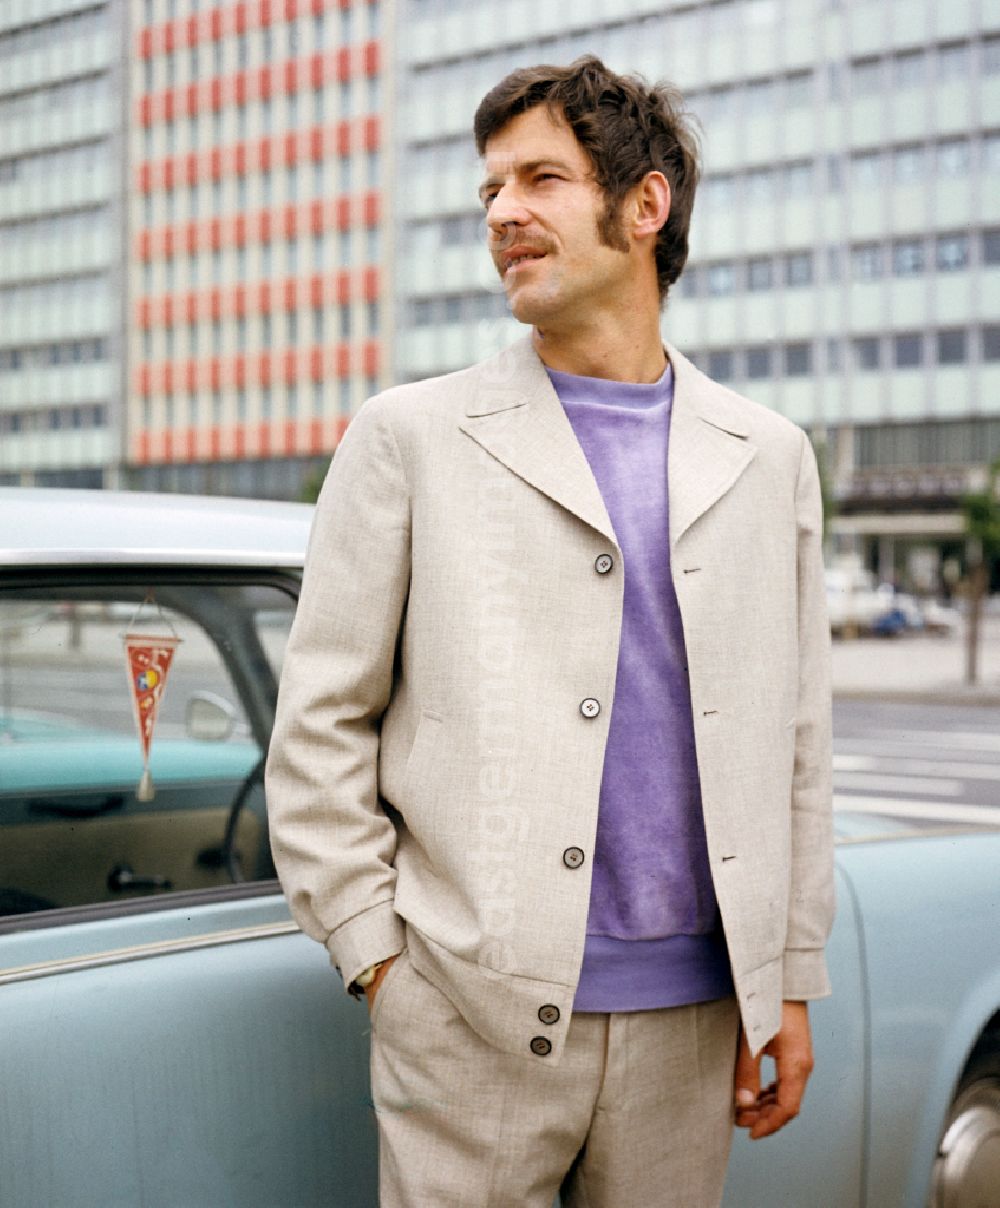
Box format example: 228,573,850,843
960,457,1000,686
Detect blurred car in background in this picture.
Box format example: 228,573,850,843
827,564,961,638
1,489,998,1208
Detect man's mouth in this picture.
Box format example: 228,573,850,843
501,249,547,276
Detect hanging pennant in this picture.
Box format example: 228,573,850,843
122,594,181,801
123,634,180,802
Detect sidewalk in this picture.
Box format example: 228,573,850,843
832,614,1000,705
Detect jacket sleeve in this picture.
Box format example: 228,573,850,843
265,395,409,991
783,429,835,1000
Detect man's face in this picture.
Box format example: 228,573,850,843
479,106,631,330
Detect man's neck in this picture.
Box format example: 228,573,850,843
531,318,667,384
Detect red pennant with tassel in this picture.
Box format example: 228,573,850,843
123,633,181,801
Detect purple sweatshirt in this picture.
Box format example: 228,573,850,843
546,362,733,1013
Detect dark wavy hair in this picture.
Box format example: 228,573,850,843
473,55,701,303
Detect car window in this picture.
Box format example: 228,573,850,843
0,576,296,921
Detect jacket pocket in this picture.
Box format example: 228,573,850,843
369,948,409,1032
402,710,444,800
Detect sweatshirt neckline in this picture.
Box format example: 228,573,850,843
545,360,674,410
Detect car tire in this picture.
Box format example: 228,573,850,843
929,1036,1000,1207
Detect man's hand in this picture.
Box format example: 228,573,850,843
734,1000,814,1140
364,954,399,1013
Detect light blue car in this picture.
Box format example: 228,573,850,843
1,489,998,1207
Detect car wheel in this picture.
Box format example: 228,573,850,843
929,1040,1000,1207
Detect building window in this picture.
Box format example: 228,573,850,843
746,346,771,379
784,252,813,287
983,325,1000,362
937,138,971,176
784,343,812,376
852,151,882,188
892,239,924,276
703,175,735,208
937,42,970,80
747,258,773,291
852,244,883,281
936,233,969,271
892,49,926,88
708,350,733,381
892,144,925,184
894,332,923,368
852,337,881,371
745,167,775,204
785,71,813,107
707,262,736,296
937,329,967,365
680,267,699,298
783,161,813,196
983,229,1000,265
851,57,882,95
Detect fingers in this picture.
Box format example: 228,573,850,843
744,1002,815,1140
733,1028,763,1131
365,954,400,1014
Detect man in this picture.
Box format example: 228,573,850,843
266,55,834,1207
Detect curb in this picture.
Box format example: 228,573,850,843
834,687,1000,707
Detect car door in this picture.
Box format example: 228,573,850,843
0,566,379,1207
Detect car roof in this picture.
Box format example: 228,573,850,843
0,489,313,569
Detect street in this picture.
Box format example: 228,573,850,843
834,698,1000,823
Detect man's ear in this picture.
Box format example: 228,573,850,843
630,171,671,240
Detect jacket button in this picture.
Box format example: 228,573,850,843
530,1036,552,1056
563,847,585,869
580,697,600,718
538,1004,560,1025
595,553,614,574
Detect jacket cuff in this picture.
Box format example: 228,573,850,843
782,947,832,1000
327,900,407,993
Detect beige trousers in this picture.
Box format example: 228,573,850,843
368,948,740,1208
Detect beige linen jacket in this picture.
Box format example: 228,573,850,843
266,336,834,1063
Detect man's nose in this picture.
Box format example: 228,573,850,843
486,183,530,237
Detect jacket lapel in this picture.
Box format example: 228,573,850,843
458,338,618,547
665,343,758,550
458,337,758,552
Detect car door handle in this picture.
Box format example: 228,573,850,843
107,863,173,893
29,795,125,819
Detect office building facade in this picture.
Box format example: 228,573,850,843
0,0,128,489
128,0,389,500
